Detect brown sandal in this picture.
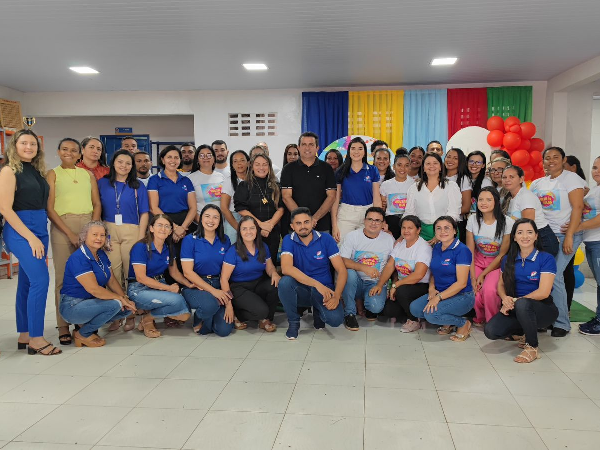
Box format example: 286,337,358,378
73,331,105,348
108,319,123,331
259,319,277,332
437,325,456,335
450,321,472,342
234,317,247,330
514,344,540,363
138,314,161,338
123,315,136,331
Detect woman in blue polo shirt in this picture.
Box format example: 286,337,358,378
147,145,197,243
331,137,382,242
127,214,193,338
60,221,137,348
180,204,234,336
221,216,281,332
484,219,558,363
410,216,475,341
98,150,150,289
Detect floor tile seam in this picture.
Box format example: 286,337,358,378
5,403,61,443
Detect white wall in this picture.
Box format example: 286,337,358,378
592,99,600,166
0,85,23,103
32,115,194,169
21,81,547,168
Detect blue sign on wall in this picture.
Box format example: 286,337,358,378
115,127,133,134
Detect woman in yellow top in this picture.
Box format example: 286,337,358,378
47,138,101,345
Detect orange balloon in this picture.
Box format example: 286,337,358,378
503,132,522,151
530,150,542,165
509,124,521,134
530,138,545,153
512,149,531,166
523,165,535,181
504,116,521,132
487,130,504,147
520,122,537,140
487,116,505,132
520,139,531,151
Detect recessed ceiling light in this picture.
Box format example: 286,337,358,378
431,58,457,66
69,66,99,74
243,63,268,71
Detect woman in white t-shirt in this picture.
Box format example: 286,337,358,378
575,156,600,335
221,150,249,242
187,145,225,218
379,152,415,239
372,215,432,333
529,147,585,337
445,148,473,242
466,187,514,325
501,165,559,256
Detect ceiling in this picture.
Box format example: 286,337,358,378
1,0,600,92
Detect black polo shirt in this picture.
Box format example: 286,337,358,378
280,158,336,231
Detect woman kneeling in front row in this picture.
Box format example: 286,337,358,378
484,219,558,363
60,221,136,347
127,214,192,338
221,216,281,332
410,216,475,341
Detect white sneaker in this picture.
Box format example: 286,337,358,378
400,319,421,333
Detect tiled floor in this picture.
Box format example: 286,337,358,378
1,269,600,449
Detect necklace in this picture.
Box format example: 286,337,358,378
256,179,269,205
62,166,78,184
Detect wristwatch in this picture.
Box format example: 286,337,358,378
437,293,443,301
391,283,397,289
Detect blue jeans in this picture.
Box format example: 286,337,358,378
410,290,475,328
127,281,189,318
59,295,130,338
342,269,387,315
277,276,344,327
181,279,233,337
585,240,600,318
4,210,49,338
223,211,241,244
552,232,583,331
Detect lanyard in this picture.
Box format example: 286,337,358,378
114,183,126,213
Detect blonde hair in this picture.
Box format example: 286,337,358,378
6,129,46,177
248,154,280,206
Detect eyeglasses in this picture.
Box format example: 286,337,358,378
154,224,172,230
489,168,505,173
468,160,484,166
365,218,384,224
198,154,213,160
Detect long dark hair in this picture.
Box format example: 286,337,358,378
192,144,216,172
235,216,267,263
81,136,108,167
502,218,543,297
373,148,395,181
417,152,446,190
466,151,487,200
195,204,226,241
445,148,468,188
338,137,368,182
566,155,586,180
158,145,181,170
500,165,524,215
229,149,249,191
136,214,175,265
105,149,140,188
325,149,343,170
475,187,506,241
283,144,299,167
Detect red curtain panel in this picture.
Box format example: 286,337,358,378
447,88,488,138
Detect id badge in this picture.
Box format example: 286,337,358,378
115,214,123,226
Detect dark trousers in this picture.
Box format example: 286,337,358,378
381,283,429,321
484,297,558,348
458,219,467,244
385,215,403,240
231,275,280,322
263,226,281,266
565,255,575,311
538,225,559,257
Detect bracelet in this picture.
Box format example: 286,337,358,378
437,293,443,301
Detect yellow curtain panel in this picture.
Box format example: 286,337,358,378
349,90,404,149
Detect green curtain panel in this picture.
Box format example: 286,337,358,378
487,86,533,122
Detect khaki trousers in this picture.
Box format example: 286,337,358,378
51,213,92,328
337,203,372,244
105,222,140,288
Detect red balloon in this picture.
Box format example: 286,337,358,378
512,149,531,166
503,132,522,151
504,116,521,132
509,124,522,134
520,139,531,151
487,116,505,132
487,130,504,147
538,161,544,170
520,122,537,140
523,165,535,181
530,138,545,153
530,150,542,165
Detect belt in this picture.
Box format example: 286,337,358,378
128,275,165,283
200,275,220,279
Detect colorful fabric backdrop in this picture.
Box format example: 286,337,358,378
302,86,533,154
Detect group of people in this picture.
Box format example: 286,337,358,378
1,128,599,366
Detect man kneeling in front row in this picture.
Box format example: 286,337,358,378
279,207,347,340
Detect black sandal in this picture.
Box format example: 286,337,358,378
59,334,72,345
28,343,62,356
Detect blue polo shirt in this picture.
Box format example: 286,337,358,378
128,241,171,279
98,178,149,225
147,171,195,214
223,244,271,282
281,231,340,289
180,233,231,276
501,249,557,298
430,239,473,293
337,163,380,206
61,245,112,299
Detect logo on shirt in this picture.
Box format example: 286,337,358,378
314,250,324,260
536,190,560,211
219,247,225,255
354,251,384,272
475,236,501,257
388,194,407,214
182,185,188,191
394,257,415,278
441,258,451,266
201,184,222,201
527,271,539,281
364,175,372,183
583,200,596,220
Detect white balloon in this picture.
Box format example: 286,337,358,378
446,126,497,160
